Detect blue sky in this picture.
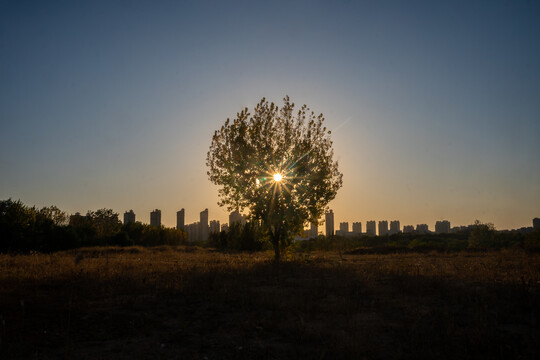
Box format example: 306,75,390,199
1,0,539,230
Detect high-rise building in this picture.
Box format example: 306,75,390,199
389,220,400,234
366,221,376,236
352,222,362,234
176,209,185,230
416,224,429,233
339,222,349,235
309,222,318,238
229,210,246,225
200,208,209,241
186,223,193,240
124,210,135,225
533,218,540,230
210,220,220,234
150,209,161,227
378,220,389,236
186,222,199,241
435,220,451,234
325,210,334,236
403,225,414,233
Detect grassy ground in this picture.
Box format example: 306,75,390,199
0,246,539,359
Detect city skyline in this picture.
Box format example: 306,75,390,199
1,1,539,231
119,206,537,234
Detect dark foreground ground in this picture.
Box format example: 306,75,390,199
0,247,539,359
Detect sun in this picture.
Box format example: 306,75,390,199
273,173,283,182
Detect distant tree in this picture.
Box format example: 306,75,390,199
68,212,95,245
468,220,497,248
162,227,187,246
86,208,122,239
122,221,145,244
0,199,63,252
524,228,540,252
0,199,35,251
207,96,343,261
39,205,68,226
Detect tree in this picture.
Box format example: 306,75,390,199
39,205,68,226
468,220,496,248
87,208,122,239
0,199,63,252
207,96,343,261
0,199,36,251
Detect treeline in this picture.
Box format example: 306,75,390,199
2,199,539,254
0,199,186,253
207,221,271,251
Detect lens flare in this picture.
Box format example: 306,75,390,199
273,173,283,182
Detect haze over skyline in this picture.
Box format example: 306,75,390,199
1,0,539,230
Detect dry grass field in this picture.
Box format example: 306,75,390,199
1,246,539,359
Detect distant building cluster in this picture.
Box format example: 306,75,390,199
122,208,249,242
184,208,218,241
122,208,540,242
314,214,539,238
499,218,540,235
297,210,458,238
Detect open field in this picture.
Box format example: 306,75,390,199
1,247,539,359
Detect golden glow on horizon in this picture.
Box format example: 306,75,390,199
273,173,283,182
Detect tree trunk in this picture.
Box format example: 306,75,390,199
271,231,281,262
268,227,281,263
273,239,280,262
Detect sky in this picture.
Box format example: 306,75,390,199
1,0,539,231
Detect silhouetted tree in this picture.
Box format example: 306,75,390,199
0,199,65,252
38,205,68,226
87,208,122,240
0,199,36,251
207,96,343,261
468,220,497,248
524,229,540,252
122,221,145,244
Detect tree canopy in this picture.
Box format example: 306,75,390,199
207,96,343,260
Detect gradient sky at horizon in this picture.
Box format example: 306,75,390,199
1,0,539,230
